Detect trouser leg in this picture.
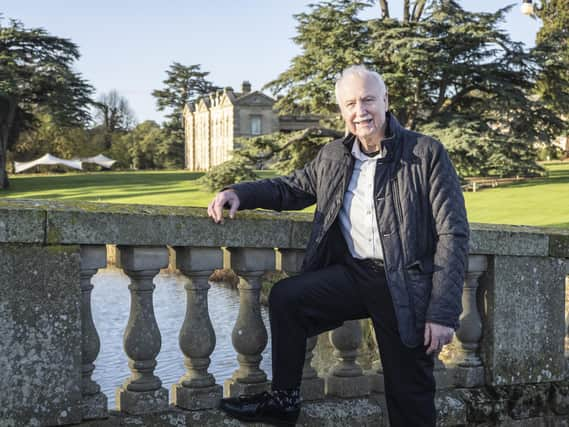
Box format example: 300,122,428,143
269,264,368,390
348,260,436,427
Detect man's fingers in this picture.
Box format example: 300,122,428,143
228,198,240,219
213,197,224,223
207,191,240,224
424,323,431,347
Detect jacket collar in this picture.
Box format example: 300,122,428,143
341,112,403,163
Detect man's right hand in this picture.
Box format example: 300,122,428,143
207,190,240,224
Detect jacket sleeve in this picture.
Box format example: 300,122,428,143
226,151,321,212
425,142,470,329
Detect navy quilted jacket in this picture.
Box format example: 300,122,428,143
230,113,469,347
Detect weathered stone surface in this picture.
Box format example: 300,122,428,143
482,255,566,386
115,387,169,415
469,223,550,257
551,382,569,415
548,231,569,258
499,383,550,419
301,376,326,401
2,200,569,260
171,383,222,410
223,379,270,398
0,204,45,243
326,374,371,398
458,388,508,425
0,244,82,426
79,398,383,426
81,392,108,420
435,390,467,426
45,202,303,248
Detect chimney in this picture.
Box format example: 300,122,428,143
241,81,252,94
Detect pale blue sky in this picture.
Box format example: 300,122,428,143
3,1,541,124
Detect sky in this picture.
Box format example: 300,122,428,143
3,1,542,124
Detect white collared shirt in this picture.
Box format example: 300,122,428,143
338,140,384,260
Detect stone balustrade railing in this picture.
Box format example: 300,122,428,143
1,199,568,427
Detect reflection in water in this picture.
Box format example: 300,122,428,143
91,269,272,408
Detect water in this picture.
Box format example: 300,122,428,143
91,268,272,408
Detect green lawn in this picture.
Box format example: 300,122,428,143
464,162,569,229
2,162,568,229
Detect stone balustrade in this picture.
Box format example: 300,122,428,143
0,199,568,426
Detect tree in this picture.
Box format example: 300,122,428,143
152,62,217,123
11,112,97,163
264,0,565,177
533,0,569,123
93,89,136,149
152,62,218,170
0,17,93,188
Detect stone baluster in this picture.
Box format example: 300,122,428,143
452,254,487,387
224,247,274,397
326,320,370,397
278,248,325,400
171,247,222,410
115,246,169,415
79,245,108,420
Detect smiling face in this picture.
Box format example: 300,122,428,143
337,72,389,150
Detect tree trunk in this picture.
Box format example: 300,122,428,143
411,0,428,21
403,0,410,23
0,96,17,190
379,0,390,18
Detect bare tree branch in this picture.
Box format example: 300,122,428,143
403,0,410,23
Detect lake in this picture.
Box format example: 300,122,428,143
91,268,272,408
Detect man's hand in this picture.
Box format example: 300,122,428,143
424,322,454,355
207,190,240,224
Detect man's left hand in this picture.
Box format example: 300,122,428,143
424,322,454,355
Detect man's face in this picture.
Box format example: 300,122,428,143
337,74,388,144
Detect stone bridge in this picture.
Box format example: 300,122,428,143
1,199,568,426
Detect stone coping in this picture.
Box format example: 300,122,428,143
0,199,568,258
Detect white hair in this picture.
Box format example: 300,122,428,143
334,65,387,105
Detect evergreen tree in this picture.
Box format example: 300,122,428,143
0,17,93,187
152,62,218,169
533,0,569,123
263,0,565,177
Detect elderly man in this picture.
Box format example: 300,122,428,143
208,65,469,426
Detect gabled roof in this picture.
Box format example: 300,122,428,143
235,90,275,107
195,97,211,112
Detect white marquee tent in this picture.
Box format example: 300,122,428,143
79,154,116,169
14,153,117,173
14,153,82,173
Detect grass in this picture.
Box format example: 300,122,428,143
2,162,568,229
464,162,569,229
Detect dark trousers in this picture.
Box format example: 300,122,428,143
268,258,436,427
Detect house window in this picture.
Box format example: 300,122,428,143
250,115,262,135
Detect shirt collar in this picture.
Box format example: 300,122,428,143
351,138,384,161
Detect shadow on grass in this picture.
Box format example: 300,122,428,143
11,187,202,201
5,171,206,195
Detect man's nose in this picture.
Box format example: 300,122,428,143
355,101,366,115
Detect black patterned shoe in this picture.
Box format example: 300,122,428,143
219,390,300,426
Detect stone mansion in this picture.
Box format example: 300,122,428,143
183,81,319,171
